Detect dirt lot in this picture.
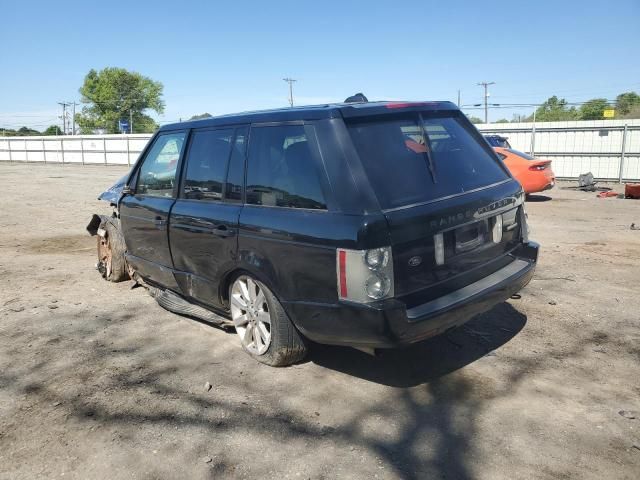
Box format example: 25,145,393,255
0,163,639,479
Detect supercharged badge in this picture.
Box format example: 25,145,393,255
474,197,518,218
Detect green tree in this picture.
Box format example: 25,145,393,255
75,67,164,134
16,126,41,136
495,118,510,123
578,98,609,120
530,96,578,122
468,116,483,124
43,125,63,135
190,113,212,120
615,92,640,116
620,104,640,119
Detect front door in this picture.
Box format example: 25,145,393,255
169,127,247,308
119,130,187,288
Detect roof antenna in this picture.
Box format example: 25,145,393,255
344,93,368,103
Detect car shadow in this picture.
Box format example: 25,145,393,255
525,194,552,202
307,302,526,388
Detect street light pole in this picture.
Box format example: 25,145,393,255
477,81,495,123
283,77,297,107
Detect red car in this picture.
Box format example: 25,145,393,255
494,147,555,194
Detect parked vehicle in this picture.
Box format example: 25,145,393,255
484,134,511,148
494,147,555,194
87,99,539,366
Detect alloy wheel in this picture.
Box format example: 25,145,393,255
230,276,272,355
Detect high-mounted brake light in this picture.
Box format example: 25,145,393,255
337,247,394,303
385,102,435,109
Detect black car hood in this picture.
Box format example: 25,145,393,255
98,174,129,204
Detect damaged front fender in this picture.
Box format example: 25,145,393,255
86,214,117,236
98,174,129,205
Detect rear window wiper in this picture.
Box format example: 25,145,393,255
418,113,437,183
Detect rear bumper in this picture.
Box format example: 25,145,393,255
287,241,539,348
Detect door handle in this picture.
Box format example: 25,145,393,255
154,216,167,228
212,225,235,238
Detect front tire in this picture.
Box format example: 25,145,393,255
229,275,307,366
96,221,129,282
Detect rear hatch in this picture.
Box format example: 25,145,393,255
345,108,524,307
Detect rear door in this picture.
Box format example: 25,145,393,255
169,126,247,308
345,111,524,306
120,131,187,288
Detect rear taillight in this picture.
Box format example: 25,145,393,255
492,214,503,243
337,247,394,303
519,206,530,242
529,164,547,171
433,233,445,265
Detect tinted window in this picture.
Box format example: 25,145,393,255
225,127,248,203
246,125,326,209
137,132,186,197
347,112,508,209
183,129,233,200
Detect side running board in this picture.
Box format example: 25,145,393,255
150,287,233,327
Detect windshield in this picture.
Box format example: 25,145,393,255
347,112,509,209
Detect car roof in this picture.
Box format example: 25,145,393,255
159,101,459,131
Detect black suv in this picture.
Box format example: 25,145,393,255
88,100,538,366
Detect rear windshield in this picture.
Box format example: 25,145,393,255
347,112,509,209
507,148,535,160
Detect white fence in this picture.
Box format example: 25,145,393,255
0,134,152,166
2,120,640,181
476,119,640,182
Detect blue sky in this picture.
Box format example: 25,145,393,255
1,0,639,129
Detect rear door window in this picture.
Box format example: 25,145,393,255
246,125,326,210
183,129,234,200
347,112,508,209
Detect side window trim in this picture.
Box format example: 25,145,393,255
133,129,189,199
222,125,249,204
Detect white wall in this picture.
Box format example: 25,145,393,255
476,119,640,181
0,134,152,166
2,121,640,181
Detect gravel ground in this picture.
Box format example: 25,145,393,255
1,163,639,480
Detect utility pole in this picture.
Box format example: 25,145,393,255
71,102,78,135
477,81,495,123
130,109,133,134
457,90,461,108
283,77,297,107
58,102,69,135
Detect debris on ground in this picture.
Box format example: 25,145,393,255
631,223,640,231
203,456,213,463
597,191,619,198
204,382,212,392
619,410,638,420
563,172,613,193
625,183,640,199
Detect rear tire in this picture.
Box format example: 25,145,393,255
229,275,307,366
96,221,129,283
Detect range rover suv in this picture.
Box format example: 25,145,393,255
88,99,538,366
